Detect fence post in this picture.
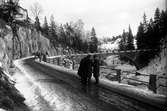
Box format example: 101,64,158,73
57,58,60,65
71,58,75,70
47,58,50,63
46,58,49,63
116,69,121,83
50,59,52,64
149,74,157,93
53,58,55,64
49,58,50,63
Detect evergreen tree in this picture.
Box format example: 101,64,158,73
136,22,145,49
122,29,126,45
151,8,161,49
126,25,134,50
49,15,57,40
42,16,49,35
159,10,167,36
34,16,40,31
135,9,166,68
143,13,148,32
146,19,154,49
89,27,98,53
59,24,66,45
154,8,160,24
118,37,124,50
149,18,154,26
82,41,89,52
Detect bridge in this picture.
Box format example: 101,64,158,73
47,49,158,70
45,49,166,94
13,49,166,111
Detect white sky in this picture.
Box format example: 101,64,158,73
20,0,166,38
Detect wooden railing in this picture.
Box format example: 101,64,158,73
100,66,167,94
44,50,165,94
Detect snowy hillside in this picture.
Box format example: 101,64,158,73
137,37,167,75
99,38,121,51
137,36,167,95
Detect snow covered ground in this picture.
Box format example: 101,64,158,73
137,39,167,95
99,38,121,51
13,59,118,111
12,58,167,111
115,64,136,71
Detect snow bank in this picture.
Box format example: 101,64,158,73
115,64,136,71
18,57,167,111
137,36,167,95
104,55,136,71
100,38,121,50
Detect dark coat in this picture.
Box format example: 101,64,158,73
93,58,100,77
77,57,86,77
77,56,92,78
42,53,47,62
84,56,93,77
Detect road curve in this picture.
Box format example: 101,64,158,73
14,58,166,111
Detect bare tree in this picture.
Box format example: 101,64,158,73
30,2,43,18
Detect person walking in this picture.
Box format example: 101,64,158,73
85,55,93,84
42,52,47,62
39,51,42,62
78,56,86,85
78,55,93,85
85,55,93,85
93,55,100,84
36,51,41,61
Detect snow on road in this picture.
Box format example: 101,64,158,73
13,58,166,111
13,59,121,111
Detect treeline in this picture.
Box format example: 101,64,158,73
34,16,98,53
118,25,135,51
117,25,135,63
135,8,167,67
118,8,167,68
0,0,99,56
101,36,122,43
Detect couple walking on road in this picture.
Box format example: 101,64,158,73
78,55,100,86
33,51,48,62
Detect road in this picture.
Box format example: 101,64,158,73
13,58,163,111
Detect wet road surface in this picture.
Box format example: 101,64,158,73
13,59,162,111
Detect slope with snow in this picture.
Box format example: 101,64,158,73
137,36,167,95
99,38,121,51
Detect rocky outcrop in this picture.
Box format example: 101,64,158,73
0,25,58,69
0,24,57,110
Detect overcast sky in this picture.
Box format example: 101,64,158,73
20,0,166,38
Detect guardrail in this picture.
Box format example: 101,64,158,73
102,66,165,93
44,51,165,94
100,66,151,88
157,76,167,89
101,66,167,94
20,58,166,111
